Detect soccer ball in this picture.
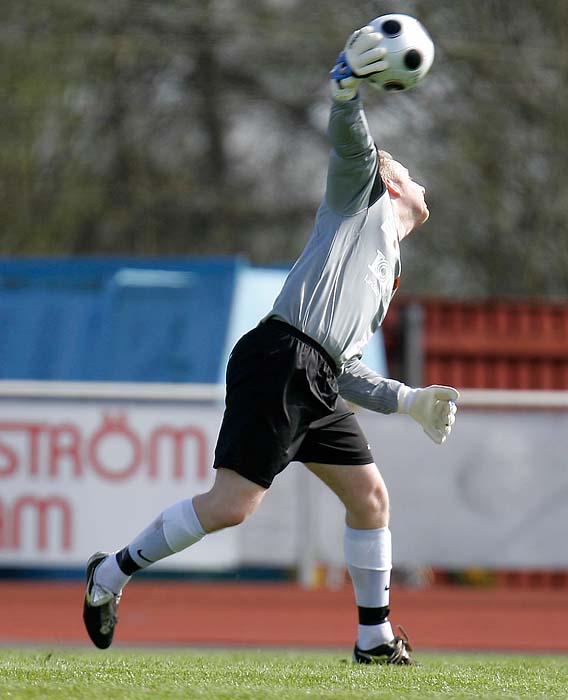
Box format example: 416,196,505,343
367,14,435,92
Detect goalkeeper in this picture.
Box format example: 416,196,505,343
83,26,459,666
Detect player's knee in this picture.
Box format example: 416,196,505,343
197,467,266,531
349,481,390,526
217,503,251,529
198,493,260,531
371,481,390,518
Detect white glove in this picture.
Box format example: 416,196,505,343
330,26,389,101
398,384,460,445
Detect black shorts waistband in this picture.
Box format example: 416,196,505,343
263,318,339,376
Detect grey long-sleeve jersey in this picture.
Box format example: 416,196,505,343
267,97,406,414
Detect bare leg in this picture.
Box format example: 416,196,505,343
96,468,267,592
305,462,395,651
305,462,389,528
194,467,267,532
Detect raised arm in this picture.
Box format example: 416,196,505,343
325,99,379,215
326,27,389,215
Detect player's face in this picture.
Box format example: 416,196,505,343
395,165,429,228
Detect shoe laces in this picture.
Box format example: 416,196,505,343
387,625,414,665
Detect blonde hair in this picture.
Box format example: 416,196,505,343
378,149,404,183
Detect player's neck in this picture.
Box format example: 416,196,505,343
392,198,427,242
392,208,415,242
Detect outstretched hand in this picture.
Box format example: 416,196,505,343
398,385,460,445
330,26,389,101
345,26,389,77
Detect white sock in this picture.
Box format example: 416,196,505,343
344,525,395,650
161,498,206,552
94,498,206,595
358,621,394,649
95,554,131,595
128,497,206,567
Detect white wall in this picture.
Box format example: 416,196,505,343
0,383,566,572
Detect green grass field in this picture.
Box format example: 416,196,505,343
0,648,566,700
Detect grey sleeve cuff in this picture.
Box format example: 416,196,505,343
338,358,408,414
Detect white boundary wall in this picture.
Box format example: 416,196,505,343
0,382,566,574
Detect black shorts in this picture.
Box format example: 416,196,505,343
213,319,374,488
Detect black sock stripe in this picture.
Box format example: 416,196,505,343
116,547,142,575
358,605,390,626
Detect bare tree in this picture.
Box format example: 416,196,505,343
1,0,567,297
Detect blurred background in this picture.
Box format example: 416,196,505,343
1,0,567,651
3,0,568,295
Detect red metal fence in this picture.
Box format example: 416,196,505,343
383,297,568,389
382,297,568,588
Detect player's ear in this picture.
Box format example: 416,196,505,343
384,177,402,197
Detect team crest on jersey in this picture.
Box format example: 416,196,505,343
365,249,392,299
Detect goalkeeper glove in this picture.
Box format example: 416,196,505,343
398,384,460,445
330,26,389,101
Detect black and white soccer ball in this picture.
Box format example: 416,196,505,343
368,14,435,92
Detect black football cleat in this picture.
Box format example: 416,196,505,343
82,551,122,649
353,626,415,665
